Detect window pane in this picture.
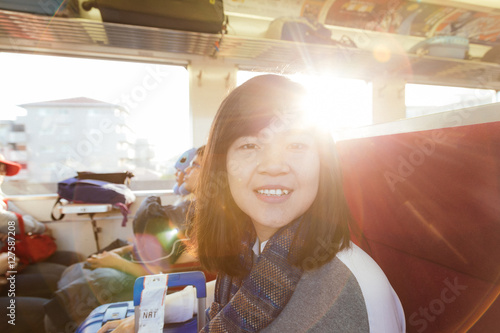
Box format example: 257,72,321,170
406,84,497,118
0,53,190,195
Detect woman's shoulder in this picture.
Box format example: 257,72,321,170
335,243,400,298
263,246,371,332
334,242,406,332
335,242,389,281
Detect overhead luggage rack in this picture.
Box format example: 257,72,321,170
1,9,500,89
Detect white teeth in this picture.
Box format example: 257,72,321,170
257,189,290,196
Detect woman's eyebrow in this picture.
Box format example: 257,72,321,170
236,135,258,142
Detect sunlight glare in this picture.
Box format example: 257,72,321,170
237,71,372,134
289,73,372,133
161,228,179,243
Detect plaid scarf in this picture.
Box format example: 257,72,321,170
201,218,305,332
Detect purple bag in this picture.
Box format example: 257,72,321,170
52,177,135,226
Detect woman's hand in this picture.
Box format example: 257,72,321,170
86,251,125,270
87,250,150,277
97,315,135,333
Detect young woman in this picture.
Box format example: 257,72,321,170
99,74,405,332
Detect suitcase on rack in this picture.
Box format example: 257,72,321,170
76,271,207,333
82,0,225,34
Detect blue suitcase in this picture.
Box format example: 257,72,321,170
76,301,135,333
76,271,207,333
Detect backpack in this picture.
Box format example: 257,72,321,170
266,16,357,48
51,176,135,226
409,36,469,59
482,44,500,64
267,17,333,45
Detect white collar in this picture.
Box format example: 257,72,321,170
252,238,269,256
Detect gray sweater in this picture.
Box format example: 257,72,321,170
263,244,405,332
164,244,405,332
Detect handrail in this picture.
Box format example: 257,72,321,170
5,189,175,201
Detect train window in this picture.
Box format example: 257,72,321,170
406,83,497,118
237,71,373,132
0,52,189,195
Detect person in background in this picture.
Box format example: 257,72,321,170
44,147,206,332
161,146,206,271
172,147,197,199
0,155,82,333
0,155,83,298
165,146,205,233
84,146,206,276
180,146,204,195
99,75,405,333
44,208,185,333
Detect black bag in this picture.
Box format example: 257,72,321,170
482,45,500,64
77,171,134,184
266,16,357,48
132,196,185,265
409,36,469,59
82,0,225,34
267,17,332,45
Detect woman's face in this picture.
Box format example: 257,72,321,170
0,163,6,185
175,169,185,186
184,154,202,193
226,124,320,241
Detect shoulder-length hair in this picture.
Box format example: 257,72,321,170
192,74,352,277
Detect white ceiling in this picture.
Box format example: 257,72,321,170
454,0,500,9
420,0,500,11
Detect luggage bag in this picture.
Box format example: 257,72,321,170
0,0,79,17
75,271,207,333
76,301,135,333
135,271,206,332
82,0,225,34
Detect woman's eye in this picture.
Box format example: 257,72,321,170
240,143,258,150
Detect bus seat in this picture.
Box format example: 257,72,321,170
338,120,500,333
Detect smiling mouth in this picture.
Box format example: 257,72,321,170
256,189,291,196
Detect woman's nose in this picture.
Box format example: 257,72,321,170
256,147,289,176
